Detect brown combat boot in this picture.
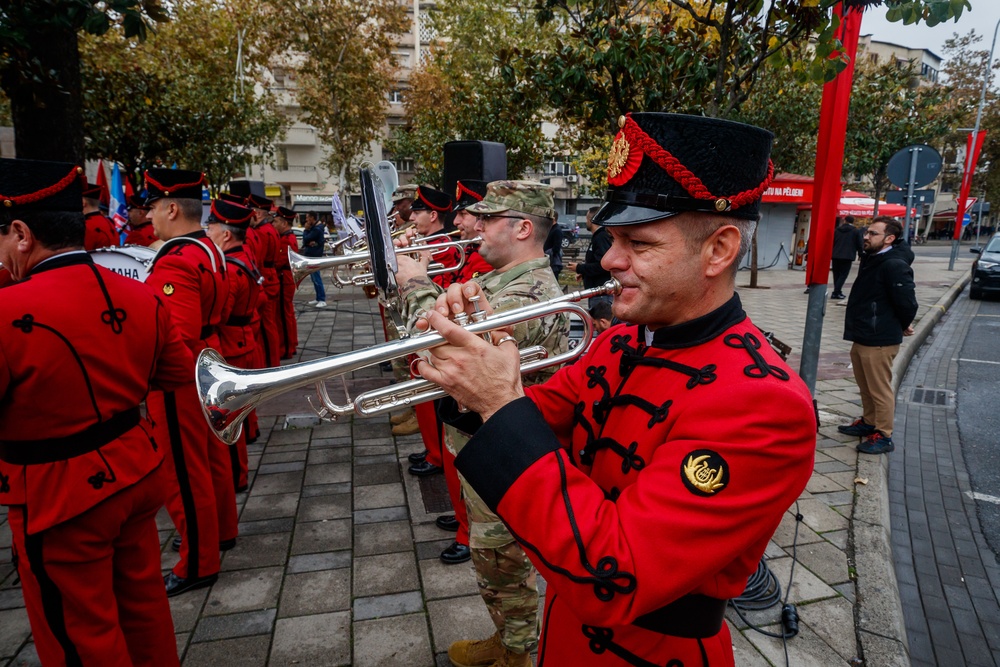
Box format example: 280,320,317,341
391,412,421,436
390,407,415,425
448,632,503,667
489,647,532,667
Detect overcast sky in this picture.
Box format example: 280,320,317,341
862,2,1000,61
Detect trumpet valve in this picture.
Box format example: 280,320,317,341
468,295,491,342
454,312,470,327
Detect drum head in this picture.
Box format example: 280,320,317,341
359,164,398,302
90,245,155,282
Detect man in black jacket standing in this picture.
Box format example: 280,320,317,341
838,216,918,454
568,205,613,306
302,212,326,308
830,215,862,299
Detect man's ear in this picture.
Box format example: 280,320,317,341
703,224,741,278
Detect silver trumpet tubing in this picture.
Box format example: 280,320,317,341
289,237,477,287
197,279,621,445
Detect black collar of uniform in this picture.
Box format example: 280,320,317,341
641,294,746,349
84,211,103,219
28,250,92,278
183,229,209,240
224,246,244,255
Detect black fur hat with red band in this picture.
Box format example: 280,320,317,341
144,168,205,203
595,113,774,226
208,199,253,227
410,185,453,213
454,179,488,212
0,159,85,212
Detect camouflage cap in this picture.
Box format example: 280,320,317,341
391,184,418,203
468,180,556,220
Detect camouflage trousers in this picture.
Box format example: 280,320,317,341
459,472,539,654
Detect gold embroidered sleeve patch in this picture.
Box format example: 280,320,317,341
681,450,729,496
162,283,175,296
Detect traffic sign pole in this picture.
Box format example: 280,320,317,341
903,147,921,242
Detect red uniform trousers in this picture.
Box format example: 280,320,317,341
8,464,179,667
226,350,257,491
147,386,222,580
258,291,280,366
441,433,470,545
276,268,297,359
415,402,444,467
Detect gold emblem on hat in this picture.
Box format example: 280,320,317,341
714,198,730,212
3,200,11,207
608,135,631,179
683,454,726,494
162,283,175,296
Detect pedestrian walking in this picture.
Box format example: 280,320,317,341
831,215,862,299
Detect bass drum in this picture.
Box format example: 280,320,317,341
90,245,156,282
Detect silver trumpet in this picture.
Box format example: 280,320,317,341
289,237,477,287
197,279,621,445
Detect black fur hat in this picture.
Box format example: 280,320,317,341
145,168,205,203
410,186,453,213
0,158,85,213
595,113,774,226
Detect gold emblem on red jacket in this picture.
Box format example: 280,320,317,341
681,450,729,496
162,283,175,296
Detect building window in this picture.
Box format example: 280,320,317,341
275,147,288,171
391,158,414,173
388,90,404,104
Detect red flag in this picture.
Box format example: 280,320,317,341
94,159,111,207
805,4,864,287
953,130,987,240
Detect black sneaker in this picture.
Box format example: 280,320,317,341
838,418,876,437
857,432,895,454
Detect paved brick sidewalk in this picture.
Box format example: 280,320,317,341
0,247,974,666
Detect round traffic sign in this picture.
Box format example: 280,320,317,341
886,144,943,189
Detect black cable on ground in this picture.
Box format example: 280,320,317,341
729,502,804,667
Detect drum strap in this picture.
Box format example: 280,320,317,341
225,256,261,282
0,407,141,465
153,236,225,274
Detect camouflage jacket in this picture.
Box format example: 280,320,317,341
398,256,569,382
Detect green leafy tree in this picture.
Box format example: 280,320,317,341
842,61,958,207
259,0,408,192
385,0,555,185
0,0,168,162
79,0,286,192
939,30,1000,213
517,0,970,136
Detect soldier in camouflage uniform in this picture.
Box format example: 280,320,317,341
394,181,569,667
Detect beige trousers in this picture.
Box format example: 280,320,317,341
850,342,900,437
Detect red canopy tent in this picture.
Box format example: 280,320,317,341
799,190,908,218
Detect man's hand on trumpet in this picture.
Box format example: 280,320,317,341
414,281,523,421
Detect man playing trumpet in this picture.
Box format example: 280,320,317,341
395,181,569,665
414,114,816,666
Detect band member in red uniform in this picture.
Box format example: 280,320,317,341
142,167,233,597
0,158,188,666
404,186,458,477
417,113,816,666
246,194,281,367
206,198,261,492
0,265,13,288
124,194,157,247
82,182,118,250
451,179,492,283
272,205,299,360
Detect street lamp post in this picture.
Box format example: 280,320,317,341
950,16,1000,271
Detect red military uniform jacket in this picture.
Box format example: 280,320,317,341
0,252,193,534
83,211,118,250
427,233,462,289
219,246,261,362
124,221,158,247
453,245,492,284
0,267,13,289
146,231,227,353
256,221,281,299
455,296,816,666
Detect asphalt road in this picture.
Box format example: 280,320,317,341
956,293,1000,559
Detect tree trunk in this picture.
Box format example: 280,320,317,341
2,25,84,163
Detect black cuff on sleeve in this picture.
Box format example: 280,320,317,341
454,396,562,512
435,397,483,436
